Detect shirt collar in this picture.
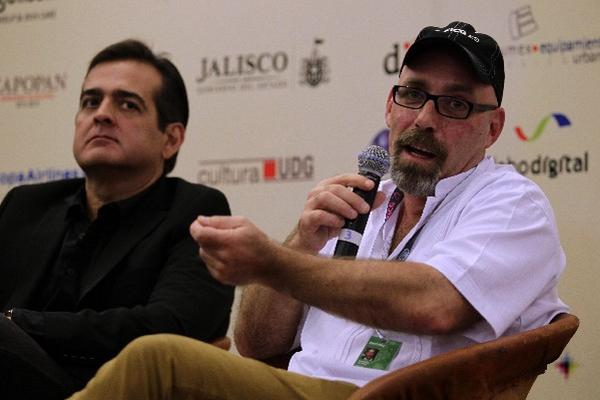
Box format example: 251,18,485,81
64,185,88,221
431,156,493,199
380,156,492,213
64,177,166,222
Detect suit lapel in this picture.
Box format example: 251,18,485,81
11,201,70,307
78,179,171,301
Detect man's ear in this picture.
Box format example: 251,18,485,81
162,122,185,160
485,107,505,149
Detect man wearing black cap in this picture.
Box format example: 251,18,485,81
69,22,567,400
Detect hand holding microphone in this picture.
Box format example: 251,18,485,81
333,145,390,258
290,145,389,255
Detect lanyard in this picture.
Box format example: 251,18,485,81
395,224,425,261
383,188,426,262
383,165,478,262
384,189,443,262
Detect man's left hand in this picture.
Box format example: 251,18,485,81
190,216,276,286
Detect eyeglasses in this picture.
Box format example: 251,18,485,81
391,85,498,120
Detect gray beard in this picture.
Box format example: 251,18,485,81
390,155,441,197
389,128,446,197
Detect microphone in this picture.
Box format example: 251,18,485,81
333,145,390,258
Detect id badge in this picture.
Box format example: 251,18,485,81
354,335,402,370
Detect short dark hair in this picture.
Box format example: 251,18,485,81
87,39,189,174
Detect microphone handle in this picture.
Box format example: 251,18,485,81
333,171,381,259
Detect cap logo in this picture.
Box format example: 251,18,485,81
442,28,481,43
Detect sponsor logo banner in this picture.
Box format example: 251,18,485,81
0,167,83,186
503,36,600,65
502,152,588,179
197,155,314,186
299,38,329,87
383,42,412,75
514,113,571,142
500,113,590,179
505,6,600,66
0,0,57,24
508,5,539,40
0,73,67,108
382,11,600,72
196,39,329,94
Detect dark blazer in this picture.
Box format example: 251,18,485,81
0,177,234,379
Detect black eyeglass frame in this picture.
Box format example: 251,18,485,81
391,85,498,120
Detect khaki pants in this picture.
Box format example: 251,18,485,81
68,334,359,400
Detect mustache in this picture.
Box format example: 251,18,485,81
393,128,447,160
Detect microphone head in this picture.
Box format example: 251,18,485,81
358,145,390,178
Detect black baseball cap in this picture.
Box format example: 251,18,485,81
401,21,505,105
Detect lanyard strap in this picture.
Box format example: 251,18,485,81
389,169,475,261
395,224,425,261
388,188,447,262
383,188,426,261
385,188,403,221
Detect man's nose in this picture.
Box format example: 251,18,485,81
93,99,115,125
413,99,439,130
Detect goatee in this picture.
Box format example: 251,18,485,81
390,128,447,197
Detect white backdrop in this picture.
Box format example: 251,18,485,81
1,1,598,398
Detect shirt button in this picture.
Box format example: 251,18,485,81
66,268,76,277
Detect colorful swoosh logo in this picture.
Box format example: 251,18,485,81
515,113,572,142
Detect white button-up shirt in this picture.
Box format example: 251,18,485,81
288,156,568,387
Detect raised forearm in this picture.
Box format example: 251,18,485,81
192,216,478,335
234,284,303,359
264,245,479,334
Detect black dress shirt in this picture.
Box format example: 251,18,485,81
34,183,155,312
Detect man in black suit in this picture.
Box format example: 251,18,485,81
0,39,234,399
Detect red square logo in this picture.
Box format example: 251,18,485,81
263,159,277,180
